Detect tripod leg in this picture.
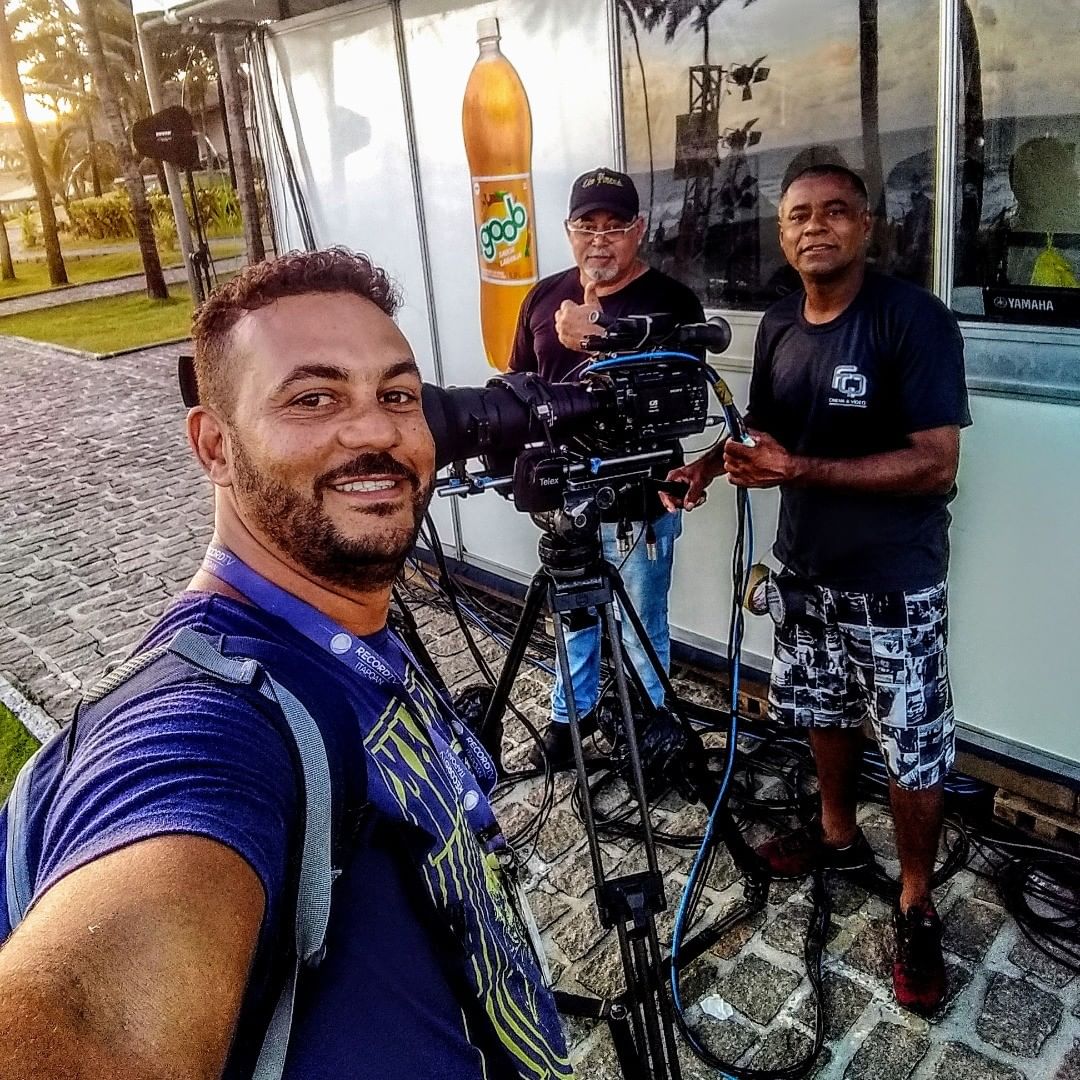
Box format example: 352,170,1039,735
480,572,549,740
608,570,680,714
600,604,685,1079
600,602,662,875
608,567,771,885
550,590,613,900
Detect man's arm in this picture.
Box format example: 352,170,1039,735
724,425,961,495
508,288,539,373
0,834,264,1080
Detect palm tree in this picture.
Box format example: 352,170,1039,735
0,209,14,280
0,1,67,284
80,0,166,299
215,32,264,263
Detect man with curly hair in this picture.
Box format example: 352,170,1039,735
0,249,572,1080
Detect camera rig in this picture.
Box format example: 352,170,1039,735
422,314,747,519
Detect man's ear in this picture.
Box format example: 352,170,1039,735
187,406,234,487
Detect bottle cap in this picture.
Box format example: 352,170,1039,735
476,16,500,41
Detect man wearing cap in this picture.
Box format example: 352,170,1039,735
510,167,704,768
664,163,971,1017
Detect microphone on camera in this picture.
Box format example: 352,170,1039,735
672,317,732,355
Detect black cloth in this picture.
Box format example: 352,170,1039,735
749,271,972,592
510,266,705,383
510,266,705,521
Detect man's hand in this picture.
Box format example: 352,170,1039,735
555,280,603,352
723,429,796,489
661,452,725,511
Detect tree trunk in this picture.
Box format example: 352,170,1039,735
858,0,884,212
0,5,66,285
82,0,167,299
85,109,103,198
0,214,14,281
215,32,264,264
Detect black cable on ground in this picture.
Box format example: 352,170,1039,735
407,530,1080,1055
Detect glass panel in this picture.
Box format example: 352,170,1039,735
951,0,1080,328
400,0,614,576
617,0,939,310
261,6,436,361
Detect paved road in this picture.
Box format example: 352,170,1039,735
1,337,1077,1079
0,256,246,319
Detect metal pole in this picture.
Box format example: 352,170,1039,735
133,13,203,303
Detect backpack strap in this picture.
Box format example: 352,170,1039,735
5,743,46,928
165,627,332,1080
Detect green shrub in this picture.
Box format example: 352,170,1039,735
67,191,136,241
152,201,178,252
17,208,39,248
67,178,243,245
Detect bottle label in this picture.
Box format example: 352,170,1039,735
471,174,538,286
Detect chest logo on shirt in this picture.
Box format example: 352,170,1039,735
829,364,869,408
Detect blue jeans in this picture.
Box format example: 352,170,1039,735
551,511,682,724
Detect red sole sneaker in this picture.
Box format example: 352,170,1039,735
893,903,945,1015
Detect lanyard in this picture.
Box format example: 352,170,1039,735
200,544,501,835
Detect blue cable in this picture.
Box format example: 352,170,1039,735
582,350,704,374
669,490,754,1044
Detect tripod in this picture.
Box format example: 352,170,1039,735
471,477,773,1080
479,497,681,1079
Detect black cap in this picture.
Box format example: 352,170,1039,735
568,168,639,221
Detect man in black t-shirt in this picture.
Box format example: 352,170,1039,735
665,164,971,1017
510,168,703,768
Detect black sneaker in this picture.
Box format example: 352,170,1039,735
755,824,876,879
893,901,945,1015
527,714,597,771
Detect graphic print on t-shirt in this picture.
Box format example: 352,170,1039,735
828,364,869,407
362,664,571,1079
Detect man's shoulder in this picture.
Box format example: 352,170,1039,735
758,288,805,343
635,267,702,306
139,592,304,655
863,271,958,325
527,267,580,306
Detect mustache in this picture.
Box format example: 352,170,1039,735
317,452,420,492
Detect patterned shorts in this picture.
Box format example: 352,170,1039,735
768,577,955,790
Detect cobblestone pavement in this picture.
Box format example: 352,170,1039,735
0,256,246,319
1,337,1078,1079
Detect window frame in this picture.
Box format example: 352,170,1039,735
610,0,1080,404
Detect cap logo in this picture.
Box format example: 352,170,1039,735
583,172,623,189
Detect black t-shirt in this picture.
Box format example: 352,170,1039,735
510,267,705,382
510,267,705,521
749,271,972,592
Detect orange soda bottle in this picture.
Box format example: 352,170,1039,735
462,17,539,371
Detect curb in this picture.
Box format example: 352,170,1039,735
0,674,61,744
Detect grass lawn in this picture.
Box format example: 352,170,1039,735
0,701,39,803
0,240,243,301
0,286,194,353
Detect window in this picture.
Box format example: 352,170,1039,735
951,0,1080,329
617,0,940,310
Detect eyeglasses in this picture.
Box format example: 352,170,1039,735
565,220,639,241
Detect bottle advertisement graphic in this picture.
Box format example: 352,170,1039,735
462,17,538,371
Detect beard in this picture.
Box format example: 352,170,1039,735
583,261,619,283
230,438,433,592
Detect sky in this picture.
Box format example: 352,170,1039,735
621,0,1080,171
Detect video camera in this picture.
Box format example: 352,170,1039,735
421,314,740,515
